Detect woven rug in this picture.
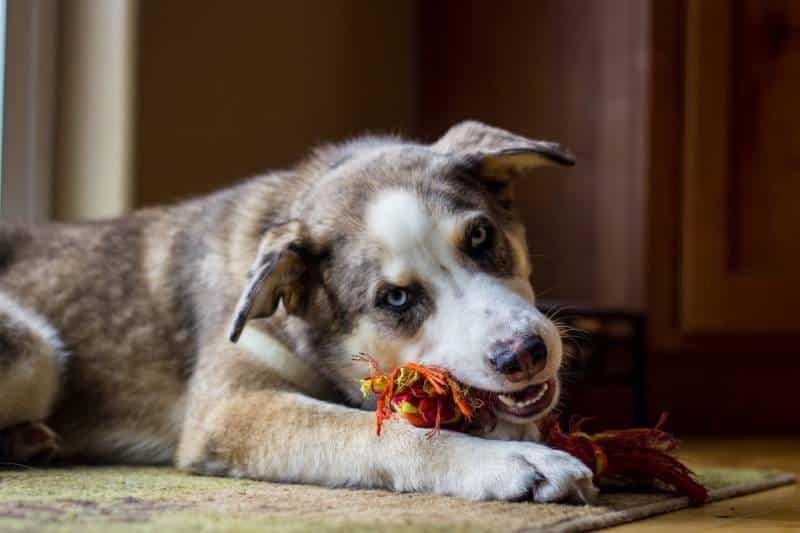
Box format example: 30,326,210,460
0,466,794,532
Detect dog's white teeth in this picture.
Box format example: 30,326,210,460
529,382,548,403
498,382,549,408
497,394,518,407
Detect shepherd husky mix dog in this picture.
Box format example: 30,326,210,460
0,121,595,502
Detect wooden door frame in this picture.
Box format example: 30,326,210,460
646,0,687,353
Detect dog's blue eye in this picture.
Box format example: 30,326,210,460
385,288,409,309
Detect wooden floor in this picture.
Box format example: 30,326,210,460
611,438,800,531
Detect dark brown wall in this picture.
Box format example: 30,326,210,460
419,0,648,308
135,0,419,207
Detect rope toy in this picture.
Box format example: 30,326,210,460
355,354,488,436
357,356,709,504
540,414,709,505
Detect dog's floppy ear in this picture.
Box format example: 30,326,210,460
228,221,311,343
432,120,575,183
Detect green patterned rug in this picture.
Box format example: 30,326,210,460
0,466,794,532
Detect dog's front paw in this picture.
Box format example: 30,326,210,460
525,447,598,503
447,437,597,502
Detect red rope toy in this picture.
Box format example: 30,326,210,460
540,413,709,504
355,354,483,436
357,355,709,505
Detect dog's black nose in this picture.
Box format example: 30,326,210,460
491,334,548,381
520,334,548,364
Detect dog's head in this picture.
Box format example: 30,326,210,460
229,121,574,425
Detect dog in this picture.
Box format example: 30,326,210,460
0,121,595,502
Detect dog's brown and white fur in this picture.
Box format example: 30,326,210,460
0,121,595,502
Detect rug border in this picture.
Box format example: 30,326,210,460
521,472,797,533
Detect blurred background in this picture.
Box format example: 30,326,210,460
1,0,798,434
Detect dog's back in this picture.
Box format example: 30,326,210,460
0,211,189,461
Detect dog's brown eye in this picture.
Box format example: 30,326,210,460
467,221,493,254
471,225,488,248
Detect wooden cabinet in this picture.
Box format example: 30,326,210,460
681,0,800,333
650,0,800,345
647,0,800,433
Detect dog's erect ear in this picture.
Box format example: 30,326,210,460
432,120,575,183
228,221,311,343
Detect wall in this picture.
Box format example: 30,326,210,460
419,0,648,309
135,0,419,207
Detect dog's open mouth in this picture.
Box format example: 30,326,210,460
475,377,558,419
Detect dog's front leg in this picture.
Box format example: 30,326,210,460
177,384,595,502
